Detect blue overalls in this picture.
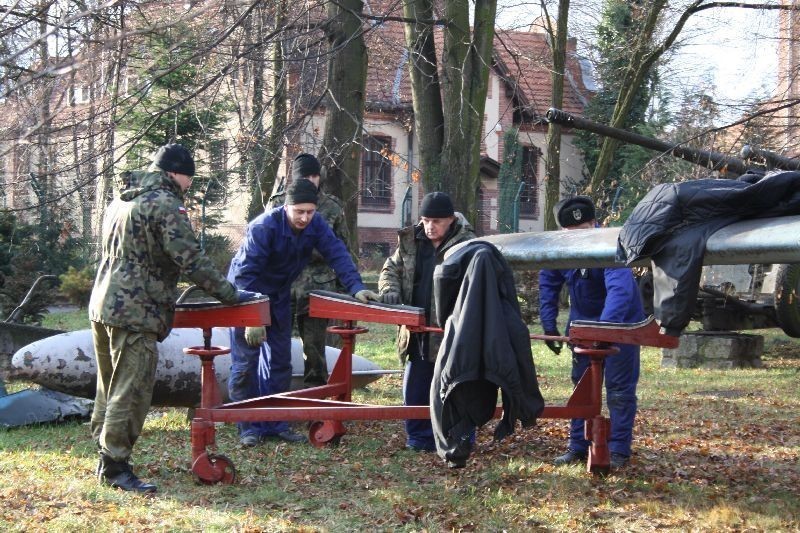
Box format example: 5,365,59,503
539,265,645,457
226,207,364,438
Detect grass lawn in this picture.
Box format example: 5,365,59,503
1,311,798,531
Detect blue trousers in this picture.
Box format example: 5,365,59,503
403,356,436,450
228,301,293,437
567,343,640,456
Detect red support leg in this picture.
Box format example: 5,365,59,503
191,418,236,485
586,416,611,476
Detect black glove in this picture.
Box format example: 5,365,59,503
544,329,563,355
236,290,263,303
381,292,400,305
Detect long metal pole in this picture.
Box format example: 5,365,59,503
546,108,750,175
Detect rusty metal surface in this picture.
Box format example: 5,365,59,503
451,216,800,270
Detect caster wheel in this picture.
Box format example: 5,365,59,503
308,420,344,448
192,453,236,485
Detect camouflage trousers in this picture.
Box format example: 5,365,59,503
291,292,330,388
90,321,158,461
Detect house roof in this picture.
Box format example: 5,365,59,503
492,29,592,120
360,3,592,120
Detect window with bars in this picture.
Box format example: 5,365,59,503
520,145,540,217
361,135,392,207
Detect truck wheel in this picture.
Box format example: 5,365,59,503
774,263,800,338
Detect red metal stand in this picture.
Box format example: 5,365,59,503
173,298,270,485
175,292,679,483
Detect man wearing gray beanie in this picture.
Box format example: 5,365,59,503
378,191,476,452
266,153,357,389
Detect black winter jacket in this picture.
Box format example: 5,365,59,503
617,171,800,334
431,241,545,467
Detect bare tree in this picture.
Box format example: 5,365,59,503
541,0,570,230
402,0,496,221
585,1,798,194
319,0,367,253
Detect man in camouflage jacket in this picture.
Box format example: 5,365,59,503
89,144,258,493
378,192,475,451
267,153,353,387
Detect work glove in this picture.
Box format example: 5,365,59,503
353,289,381,303
236,289,263,303
381,292,401,305
244,326,266,347
544,329,563,355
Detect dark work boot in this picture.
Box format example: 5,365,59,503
610,452,630,469
553,449,588,466
99,454,157,494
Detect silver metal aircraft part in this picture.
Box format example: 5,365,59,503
459,216,800,270
0,388,93,428
10,328,392,407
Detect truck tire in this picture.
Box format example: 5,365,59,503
774,263,800,337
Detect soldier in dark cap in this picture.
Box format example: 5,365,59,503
538,195,645,470
267,153,353,387
378,191,476,452
228,178,379,446
89,143,261,493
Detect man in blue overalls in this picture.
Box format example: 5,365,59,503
227,179,379,445
539,196,645,469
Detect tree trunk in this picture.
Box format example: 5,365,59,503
543,0,569,230
261,0,287,206
95,2,126,255
245,4,272,221
404,0,495,221
321,0,367,254
35,3,53,228
403,0,445,191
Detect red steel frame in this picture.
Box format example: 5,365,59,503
175,293,679,483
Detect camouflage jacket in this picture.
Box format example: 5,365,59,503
268,189,351,293
89,170,237,341
378,212,476,362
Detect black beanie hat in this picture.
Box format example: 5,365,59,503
285,179,319,205
291,153,322,181
154,143,195,177
420,192,454,218
554,195,595,228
